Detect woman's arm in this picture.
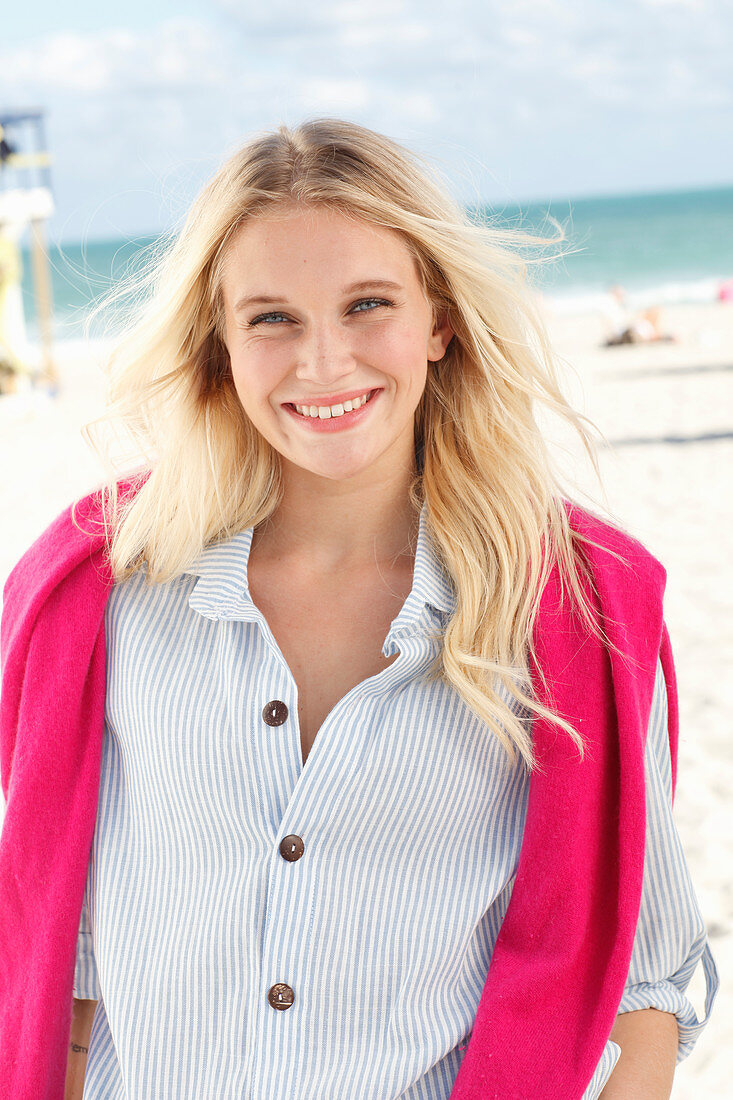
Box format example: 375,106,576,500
598,1008,678,1099
64,998,97,1100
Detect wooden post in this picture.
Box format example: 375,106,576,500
29,216,57,391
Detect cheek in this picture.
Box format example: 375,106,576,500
358,324,430,377
228,359,252,406
393,330,431,393
229,347,284,406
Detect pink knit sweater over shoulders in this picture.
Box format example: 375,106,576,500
0,482,677,1100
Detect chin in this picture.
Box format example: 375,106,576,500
289,454,376,482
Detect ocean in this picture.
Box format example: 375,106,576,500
16,184,733,342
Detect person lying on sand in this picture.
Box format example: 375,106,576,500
604,304,677,346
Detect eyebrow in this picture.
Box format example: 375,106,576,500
233,279,405,314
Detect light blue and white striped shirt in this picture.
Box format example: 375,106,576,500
75,501,718,1099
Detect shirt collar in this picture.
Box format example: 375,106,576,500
186,499,457,627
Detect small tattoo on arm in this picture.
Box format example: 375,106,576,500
70,1041,88,1053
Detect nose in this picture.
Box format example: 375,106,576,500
293,319,357,388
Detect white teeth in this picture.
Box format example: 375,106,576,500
294,392,371,418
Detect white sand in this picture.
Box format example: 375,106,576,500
1,302,731,1094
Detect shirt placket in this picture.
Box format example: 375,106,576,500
247,607,440,1100
188,526,451,1099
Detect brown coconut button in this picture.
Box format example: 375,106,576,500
279,834,305,862
262,700,289,726
267,983,295,1010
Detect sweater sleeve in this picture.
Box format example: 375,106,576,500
73,882,101,1001
616,656,719,1063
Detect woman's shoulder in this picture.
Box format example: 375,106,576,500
4,488,107,609
2,475,145,640
561,498,667,595
554,501,670,692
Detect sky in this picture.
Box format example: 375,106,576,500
1,0,731,243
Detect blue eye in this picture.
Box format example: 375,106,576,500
248,311,288,327
351,298,392,313
247,298,392,327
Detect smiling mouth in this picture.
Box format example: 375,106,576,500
287,389,378,419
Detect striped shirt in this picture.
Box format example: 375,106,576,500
74,501,718,1099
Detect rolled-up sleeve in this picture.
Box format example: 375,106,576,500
616,655,719,1063
73,882,101,1001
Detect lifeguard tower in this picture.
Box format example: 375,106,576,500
0,109,57,394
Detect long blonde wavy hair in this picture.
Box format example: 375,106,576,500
80,116,615,772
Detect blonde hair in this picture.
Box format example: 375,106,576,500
80,116,615,772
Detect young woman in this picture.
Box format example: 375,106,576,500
0,118,718,1100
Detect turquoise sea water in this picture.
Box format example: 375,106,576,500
17,184,733,341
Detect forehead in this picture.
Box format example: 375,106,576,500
221,205,421,290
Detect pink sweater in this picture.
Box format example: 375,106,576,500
0,480,677,1099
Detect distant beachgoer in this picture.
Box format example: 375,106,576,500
1,118,718,1100
718,277,733,303
630,306,676,344
604,297,676,346
601,283,630,343
0,123,16,165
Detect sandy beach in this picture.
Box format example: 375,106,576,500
1,299,731,1095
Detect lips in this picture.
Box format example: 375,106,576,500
284,387,378,410
288,389,378,414
282,386,382,430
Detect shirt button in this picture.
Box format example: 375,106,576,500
262,700,289,726
279,834,305,862
268,983,295,1010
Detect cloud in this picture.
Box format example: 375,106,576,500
640,0,705,9
299,78,372,112
0,0,730,240
7,19,237,97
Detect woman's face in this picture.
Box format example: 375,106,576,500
220,204,453,485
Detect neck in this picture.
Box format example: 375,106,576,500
252,463,421,575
